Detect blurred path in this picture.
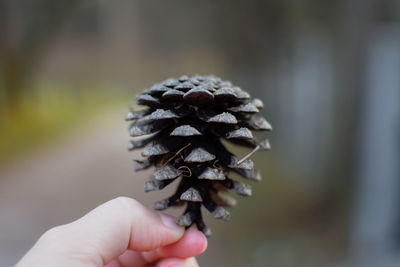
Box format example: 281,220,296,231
0,107,228,266
0,107,145,265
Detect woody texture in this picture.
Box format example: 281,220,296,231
126,75,271,236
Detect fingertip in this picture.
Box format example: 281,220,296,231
187,226,208,254
159,226,208,258
156,257,199,267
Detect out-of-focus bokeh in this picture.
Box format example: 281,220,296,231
1,1,400,266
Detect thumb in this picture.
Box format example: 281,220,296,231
17,197,184,266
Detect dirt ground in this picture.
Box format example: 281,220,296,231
0,108,230,266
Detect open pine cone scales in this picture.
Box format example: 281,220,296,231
126,75,271,236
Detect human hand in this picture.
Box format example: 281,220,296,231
17,197,207,267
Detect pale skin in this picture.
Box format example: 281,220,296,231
17,197,207,267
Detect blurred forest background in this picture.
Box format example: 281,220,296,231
1,0,400,266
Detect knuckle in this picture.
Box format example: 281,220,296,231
40,225,66,243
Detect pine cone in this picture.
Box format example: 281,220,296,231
126,75,271,236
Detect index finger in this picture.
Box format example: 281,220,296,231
107,227,207,267
140,226,208,263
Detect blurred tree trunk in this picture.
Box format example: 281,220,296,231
350,27,400,267
1,53,29,115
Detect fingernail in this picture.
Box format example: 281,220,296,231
159,213,183,233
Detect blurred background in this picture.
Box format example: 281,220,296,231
1,0,400,266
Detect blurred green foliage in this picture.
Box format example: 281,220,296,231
0,84,126,164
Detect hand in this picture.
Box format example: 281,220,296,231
16,197,207,267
